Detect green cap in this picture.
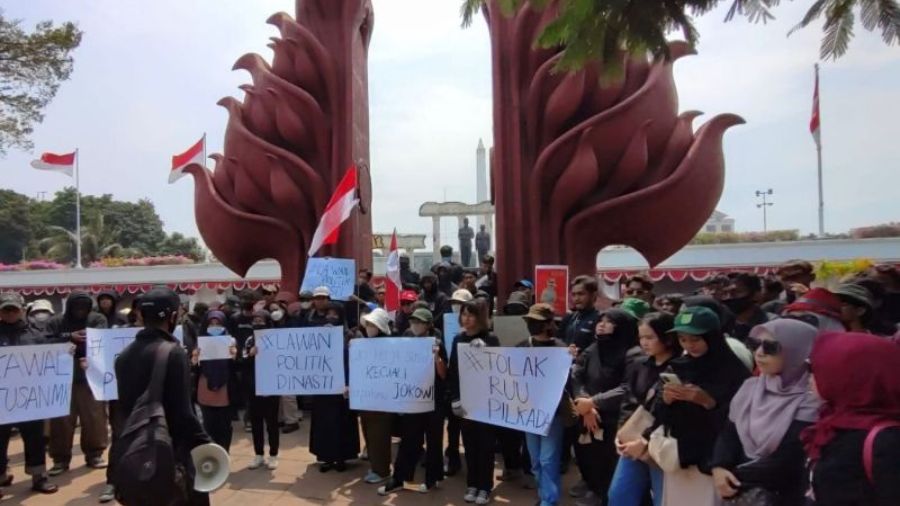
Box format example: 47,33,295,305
670,306,720,335
409,307,434,323
619,298,650,320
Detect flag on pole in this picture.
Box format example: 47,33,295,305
810,65,821,147
170,136,205,183
307,165,360,257
31,151,76,177
385,229,401,313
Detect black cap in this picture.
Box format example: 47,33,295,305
139,287,181,321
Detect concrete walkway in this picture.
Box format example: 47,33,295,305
3,420,581,505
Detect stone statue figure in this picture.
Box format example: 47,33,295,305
458,217,475,267
475,224,491,263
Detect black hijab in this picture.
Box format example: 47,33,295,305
594,309,638,366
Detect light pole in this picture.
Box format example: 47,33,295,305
755,189,774,233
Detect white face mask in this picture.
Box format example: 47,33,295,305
207,325,225,336
300,302,312,310
30,312,51,323
411,322,429,337
451,305,461,314
365,325,380,337
271,310,284,322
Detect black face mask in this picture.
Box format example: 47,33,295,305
723,295,755,314
326,318,341,326
252,324,267,330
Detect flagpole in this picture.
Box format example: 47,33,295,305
815,64,824,237
75,148,83,269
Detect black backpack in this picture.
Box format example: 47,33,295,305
113,341,190,505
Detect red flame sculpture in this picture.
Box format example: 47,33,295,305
485,1,744,299
185,1,374,302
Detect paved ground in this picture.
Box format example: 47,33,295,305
2,419,581,505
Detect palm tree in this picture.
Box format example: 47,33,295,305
461,0,900,71
37,212,141,266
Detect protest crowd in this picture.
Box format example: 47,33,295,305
1,250,899,506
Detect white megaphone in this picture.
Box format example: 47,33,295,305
191,443,230,493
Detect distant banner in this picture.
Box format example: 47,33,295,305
458,344,572,436
535,265,569,316
0,343,74,424
349,338,435,414
198,335,234,361
254,327,345,396
443,313,460,356
300,257,356,301
86,327,140,401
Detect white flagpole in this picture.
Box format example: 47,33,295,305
75,148,83,269
815,64,825,237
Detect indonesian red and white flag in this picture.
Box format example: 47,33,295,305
385,229,401,313
170,136,205,183
810,67,821,147
31,151,75,177
307,165,360,257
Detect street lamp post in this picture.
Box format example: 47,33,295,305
755,189,774,233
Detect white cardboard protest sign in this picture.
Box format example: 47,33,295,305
300,257,356,301
458,344,572,436
198,335,234,361
173,325,185,345
254,327,345,395
0,343,74,424
443,314,460,356
86,327,141,401
349,338,435,414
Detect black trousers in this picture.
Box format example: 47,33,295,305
393,409,445,486
0,420,46,475
446,411,462,458
497,426,531,474
574,435,618,494
107,400,124,484
200,405,233,452
249,395,280,457
461,419,495,491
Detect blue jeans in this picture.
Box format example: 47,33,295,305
607,454,664,506
525,417,564,506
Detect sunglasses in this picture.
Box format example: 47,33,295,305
746,337,782,356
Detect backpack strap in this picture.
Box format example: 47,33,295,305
147,341,175,404
863,421,900,484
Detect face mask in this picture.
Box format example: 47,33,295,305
326,317,341,326
365,326,380,337
300,302,312,310
271,310,284,322
411,323,428,336
252,324,266,330
207,325,225,336
451,305,461,314
723,296,754,314
31,313,51,324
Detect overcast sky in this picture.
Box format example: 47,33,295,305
4,0,899,251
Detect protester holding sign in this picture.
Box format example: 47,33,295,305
0,292,59,496
309,306,359,473
447,299,501,505
356,308,395,485
570,309,640,506
191,310,238,452
378,308,448,496
243,311,280,470
45,290,110,477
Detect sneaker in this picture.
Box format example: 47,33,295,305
569,479,589,498
281,423,300,434
475,490,491,505
266,457,279,470
31,477,58,494
575,490,603,506
319,462,332,473
464,487,478,503
417,483,436,494
498,469,521,482
98,484,116,503
248,456,265,470
48,463,69,477
377,478,403,496
334,461,347,472
86,457,107,469
364,471,388,484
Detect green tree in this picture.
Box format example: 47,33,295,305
158,232,205,261
0,189,33,263
461,0,900,71
0,9,82,155
37,211,141,266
